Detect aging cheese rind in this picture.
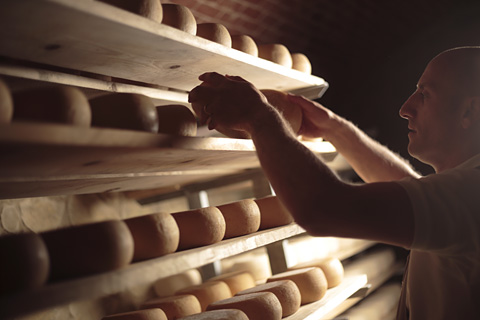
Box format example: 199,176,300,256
267,267,328,305
172,207,226,250
124,212,179,262
141,294,202,319
0,232,50,295
161,3,197,35
176,280,232,311
236,280,301,317
13,86,91,126
41,220,134,280
207,292,282,320
254,196,294,230
102,308,167,320
216,199,260,239
89,93,158,132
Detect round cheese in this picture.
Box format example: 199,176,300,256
98,0,163,23
161,3,197,35
261,89,303,135
141,294,201,319
172,207,226,250
291,53,312,74
216,199,260,239
236,280,301,317
208,270,256,295
156,104,197,136
289,257,344,288
12,86,91,126
176,280,232,311
154,268,203,297
41,220,134,280
89,93,158,132
179,309,248,320
124,212,179,262
0,78,13,123
254,196,294,230
102,308,167,320
0,233,50,295
258,44,293,68
196,23,232,47
231,35,258,56
267,267,327,305
207,292,282,320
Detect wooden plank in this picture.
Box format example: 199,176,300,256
0,122,336,198
0,0,327,96
0,224,306,318
0,63,189,105
284,275,368,320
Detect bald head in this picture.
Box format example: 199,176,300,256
430,47,480,97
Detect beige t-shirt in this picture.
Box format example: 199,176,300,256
395,154,480,319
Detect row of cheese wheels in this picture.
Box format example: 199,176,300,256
0,79,197,135
0,195,293,296
103,257,344,320
95,0,312,74
0,79,303,139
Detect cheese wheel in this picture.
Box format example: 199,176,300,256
0,233,50,295
102,308,167,320
289,257,344,288
41,220,134,280
231,35,258,57
0,78,13,123
172,207,226,250
236,280,301,317
89,93,159,132
124,212,179,262
156,104,197,136
12,86,91,126
267,267,327,305
254,196,294,230
258,44,293,68
97,0,163,22
208,271,256,295
154,269,203,297
207,292,282,320
261,89,303,135
216,199,260,239
141,294,201,319
176,281,232,311
161,3,197,35
196,23,232,47
179,309,248,320
291,53,312,74
216,89,302,139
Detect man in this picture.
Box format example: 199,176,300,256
189,47,480,319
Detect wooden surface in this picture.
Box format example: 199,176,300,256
285,275,368,320
0,0,327,97
0,224,306,318
0,122,336,199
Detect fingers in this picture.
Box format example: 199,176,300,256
198,72,226,85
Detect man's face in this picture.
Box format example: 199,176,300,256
399,57,464,168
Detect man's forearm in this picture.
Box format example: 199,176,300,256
325,117,420,182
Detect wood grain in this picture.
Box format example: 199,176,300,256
0,0,327,96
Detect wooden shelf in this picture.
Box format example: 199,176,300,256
0,224,306,318
0,0,328,99
285,275,368,320
0,122,336,199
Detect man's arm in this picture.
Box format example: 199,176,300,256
288,95,421,183
189,73,415,248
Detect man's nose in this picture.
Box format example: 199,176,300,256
399,93,416,119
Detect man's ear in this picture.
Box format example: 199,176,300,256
461,96,480,129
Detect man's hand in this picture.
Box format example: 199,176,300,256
188,72,272,135
287,94,338,140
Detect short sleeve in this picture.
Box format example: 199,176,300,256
395,168,480,255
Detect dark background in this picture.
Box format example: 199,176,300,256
167,0,480,174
